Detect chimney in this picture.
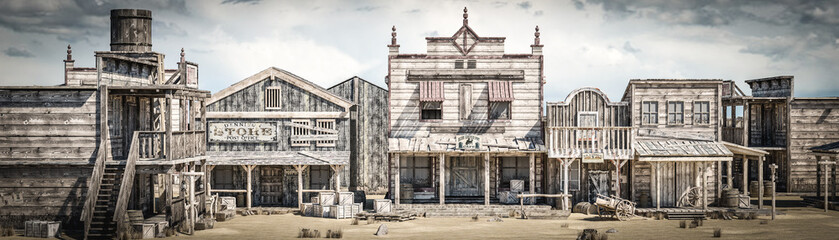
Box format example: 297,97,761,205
110,9,152,52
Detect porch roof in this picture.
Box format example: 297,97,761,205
810,141,839,156
634,140,732,162
722,141,769,156
206,151,349,166
388,136,545,153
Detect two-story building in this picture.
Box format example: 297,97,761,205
387,8,546,206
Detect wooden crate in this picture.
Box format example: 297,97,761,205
320,205,337,218
220,196,237,210
334,204,363,219
374,199,392,213
738,194,750,208
318,192,336,206
311,196,319,204
302,203,314,217
338,192,355,205
25,220,60,238
510,180,525,193
152,221,168,238
132,223,155,239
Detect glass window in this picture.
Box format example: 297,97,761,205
559,160,581,191
421,102,442,120
500,157,530,189
467,60,476,69
400,156,431,187
694,101,710,125
454,60,464,69
668,101,684,124
642,101,658,125
489,102,511,120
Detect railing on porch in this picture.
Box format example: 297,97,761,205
114,132,140,235
546,127,634,159
81,140,107,240
136,130,206,160
722,127,744,145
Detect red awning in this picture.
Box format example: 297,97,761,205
488,81,514,102
419,81,445,101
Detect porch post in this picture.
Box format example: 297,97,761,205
655,162,661,211
742,154,748,195
331,165,342,193
717,160,722,203
294,165,306,210
758,155,764,209
562,159,570,210
484,153,490,205
529,153,536,195
439,153,446,205
727,158,733,189
702,162,708,211
817,155,822,198
241,165,254,209
826,162,829,212
394,154,400,205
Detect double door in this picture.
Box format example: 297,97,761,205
446,156,483,197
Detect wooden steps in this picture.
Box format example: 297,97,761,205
86,166,124,239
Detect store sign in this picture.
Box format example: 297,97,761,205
582,153,604,163
457,135,481,150
209,122,277,142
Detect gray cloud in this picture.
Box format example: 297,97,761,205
4,47,34,58
534,10,543,16
518,1,532,10
221,0,260,5
404,9,421,14
623,41,640,54
356,6,379,12
572,0,584,10
0,0,187,43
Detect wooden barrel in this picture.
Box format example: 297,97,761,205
127,210,144,224
572,202,591,214
764,181,774,197
639,192,650,208
722,188,739,207
749,181,760,197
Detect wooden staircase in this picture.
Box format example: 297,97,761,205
87,166,124,239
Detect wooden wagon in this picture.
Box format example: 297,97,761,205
594,194,635,221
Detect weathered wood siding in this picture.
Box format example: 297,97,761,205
206,118,350,152
207,77,345,113
328,77,390,194
546,89,629,127
788,98,839,192
627,81,722,141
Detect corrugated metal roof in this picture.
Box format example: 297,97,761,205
488,81,514,102
811,141,839,154
388,136,545,153
633,140,732,158
419,81,445,102
206,151,349,166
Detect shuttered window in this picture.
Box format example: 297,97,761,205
265,87,282,109
459,84,473,120
316,119,336,147
668,101,684,124
642,101,658,125
694,101,710,125
291,119,310,147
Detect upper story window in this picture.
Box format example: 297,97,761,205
467,60,476,69
265,87,282,109
694,101,710,125
316,119,336,147
291,119,310,147
421,102,442,120
667,101,684,124
488,81,514,120
642,101,658,125
454,60,464,69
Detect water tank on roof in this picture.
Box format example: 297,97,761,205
110,9,152,52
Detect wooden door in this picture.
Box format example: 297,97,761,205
446,156,483,196
657,162,676,207
259,166,284,206
588,170,610,202
282,167,298,207
675,162,697,206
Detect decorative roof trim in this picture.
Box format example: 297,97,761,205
207,67,353,109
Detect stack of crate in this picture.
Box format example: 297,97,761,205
498,180,532,204
308,192,362,219
24,220,60,238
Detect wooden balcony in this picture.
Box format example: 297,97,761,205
135,130,206,161
546,127,634,160
722,127,744,146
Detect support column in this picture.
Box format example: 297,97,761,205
817,155,822,198
770,164,777,220
439,153,445,205
331,165,342,193
826,163,830,212
562,159,570,210
727,159,733,189
758,155,764,209
612,160,627,198
241,165,255,209
529,153,536,196
655,162,661,211
484,153,490,206
702,162,708,211
742,155,749,195
294,165,307,210
394,154,400,205
717,160,722,203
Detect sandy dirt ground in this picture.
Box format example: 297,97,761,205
175,200,839,239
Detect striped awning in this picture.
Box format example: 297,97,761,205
488,81,514,102
419,81,445,101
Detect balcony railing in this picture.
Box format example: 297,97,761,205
722,127,744,146
546,127,634,160
137,130,206,160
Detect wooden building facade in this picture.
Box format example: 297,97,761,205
205,67,353,208
387,8,546,205
0,9,210,238
723,76,839,194
327,77,390,194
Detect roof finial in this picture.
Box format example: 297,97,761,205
65,44,73,61
180,48,185,62
463,7,468,26
391,26,397,45
534,26,541,45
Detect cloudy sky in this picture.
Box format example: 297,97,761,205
1,0,838,101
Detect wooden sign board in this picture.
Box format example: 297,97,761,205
457,135,481,150
290,135,339,141
582,153,604,163
209,122,277,142
186,63,198,88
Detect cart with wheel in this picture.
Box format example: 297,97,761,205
593,194,636,221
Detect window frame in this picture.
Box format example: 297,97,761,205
291,119,310,147
641,101,659,125
693,101,711,125
264,86,282,110
315,119,336,147
500,157,530,189
466,60,476,69
399,156,432,188
420,101,443,121
454,60,464,69
488,101,512,120
559,159,581,191
667,101,685,125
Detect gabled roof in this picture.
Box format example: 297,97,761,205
208,67,353,109
621,78,724,102
327,76,388,93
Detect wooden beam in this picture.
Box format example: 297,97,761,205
241,165,255,209
439,153,445,205
394,154,400,205
758,155,764,209
331,165,342,193
655,162,661,211
529,153,536,196
484,153,490,206
702,162,708,211
742,155,748,195
206,111,349,119
294,165,307,210
727,159,733,189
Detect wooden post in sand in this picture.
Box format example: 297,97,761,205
770,163,777,220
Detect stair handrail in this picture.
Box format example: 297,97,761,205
81,140,107,240
113,131,140,234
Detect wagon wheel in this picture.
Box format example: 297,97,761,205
678,187,703,208
615,202,631,221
